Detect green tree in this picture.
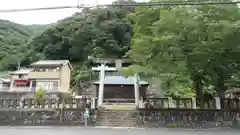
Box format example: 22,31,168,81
18,0,136,93
128,0,240,108
34,88,47,107
0,20,46,70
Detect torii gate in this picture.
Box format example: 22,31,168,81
89,57,140,107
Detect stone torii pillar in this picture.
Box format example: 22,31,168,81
98,64,105,106
134,74,140,108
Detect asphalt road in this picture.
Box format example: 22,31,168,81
0,127,239,135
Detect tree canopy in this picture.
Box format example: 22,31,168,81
128,0,240,106
0,19,47,70
18,0,135,92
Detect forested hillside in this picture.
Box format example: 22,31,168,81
0,19,32,61
24,24,50,35
0,0,135,91
0,19,47,70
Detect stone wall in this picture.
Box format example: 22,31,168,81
0,96,239,128
137,108,240,128
0,108,97,126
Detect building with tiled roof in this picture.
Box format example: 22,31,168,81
9,60,72,93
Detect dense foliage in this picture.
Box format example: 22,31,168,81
128,0,240,107
0,20,47,70
19,0,135,92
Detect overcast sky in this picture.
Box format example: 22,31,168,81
0,0,146,25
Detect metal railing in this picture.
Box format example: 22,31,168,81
0,97,92,109
103,98,135,104
0,87,60,92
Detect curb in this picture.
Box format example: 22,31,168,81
93,126,145,129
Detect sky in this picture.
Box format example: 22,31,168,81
0,0,146,25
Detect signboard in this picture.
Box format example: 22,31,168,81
84,112,89,119
84,108,89,119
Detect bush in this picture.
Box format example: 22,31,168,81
34,88,46,106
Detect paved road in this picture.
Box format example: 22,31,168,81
0,127,239,135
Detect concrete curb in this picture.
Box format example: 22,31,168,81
93,126,145,129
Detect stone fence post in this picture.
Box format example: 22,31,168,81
192,98,197,109
214,97,221,109
91,97,96,109
20,97,24,108
168,97,174,108
139,97,144,108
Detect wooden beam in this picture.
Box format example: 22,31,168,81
90,57,132,64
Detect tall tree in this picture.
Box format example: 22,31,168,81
128,0,240,107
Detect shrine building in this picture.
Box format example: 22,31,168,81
91,58,149,107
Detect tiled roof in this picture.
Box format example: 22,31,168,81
0,78,10,82
30,60,72,69
92,67,121,71
31,60,68,65
93,76,149,85
9,68,33,75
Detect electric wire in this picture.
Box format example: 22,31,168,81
0,1,239,13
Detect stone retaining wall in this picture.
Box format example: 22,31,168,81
0,108,97,126
137,108,240,128
0,108,239,128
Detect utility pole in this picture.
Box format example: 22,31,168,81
95,0,99,6
17,62,20,70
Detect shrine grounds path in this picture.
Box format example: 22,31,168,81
0,127,239,135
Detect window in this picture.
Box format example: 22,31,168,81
36,80,59,91
53,81,59,89
105,71,121,76
33,67,60,72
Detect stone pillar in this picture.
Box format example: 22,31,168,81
98,64,105,106
91,97,96,109
139,97,144,108
192,98,197,109
168,97,174,108
215,97,221,109
134,74,140,108
20,97,24,108
29,80,33,92
10,77,14,91
115,59,122,68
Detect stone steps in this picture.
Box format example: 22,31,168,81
102,104,136,110
97,119,137,122
95,120,137,127
95,123,137,127
95,108,138,127
97,120,136,123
